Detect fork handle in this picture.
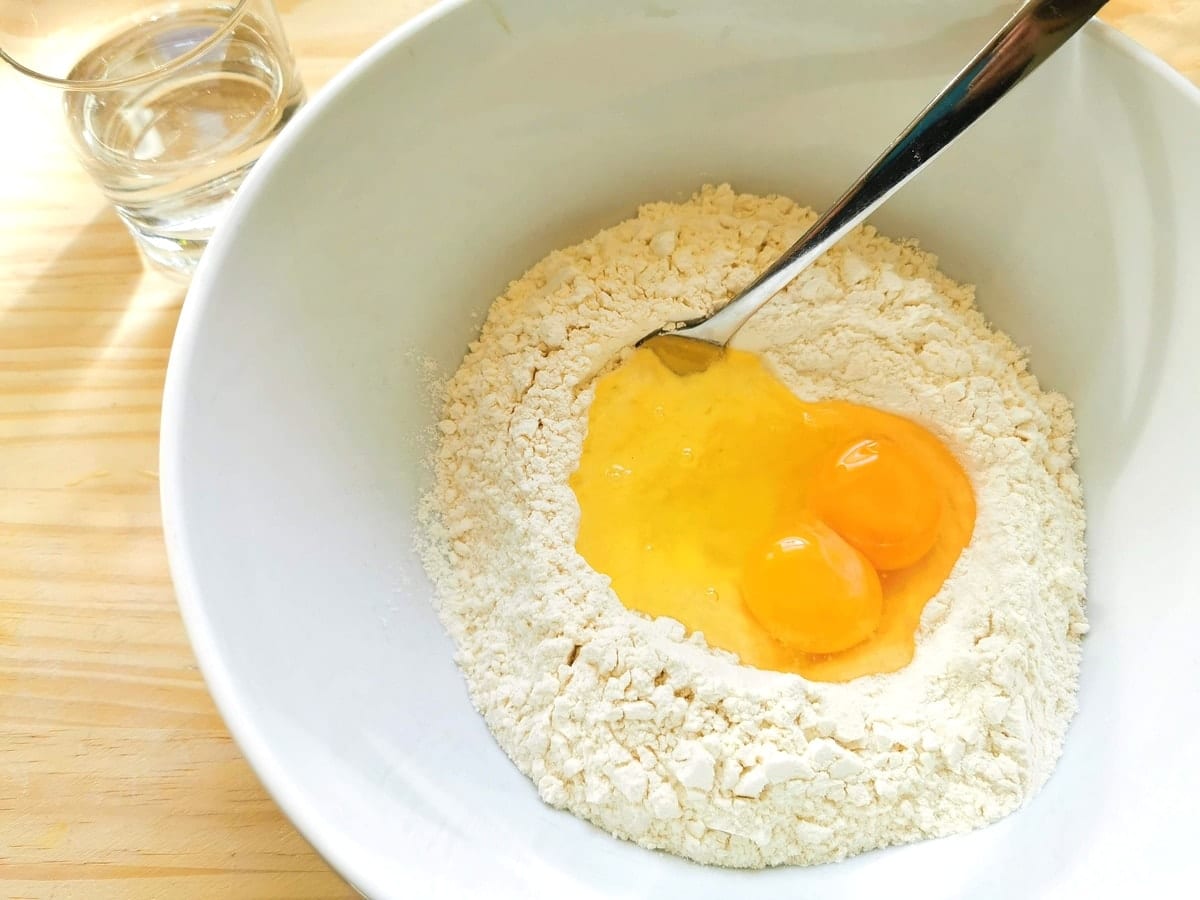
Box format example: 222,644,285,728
678,0,1108,346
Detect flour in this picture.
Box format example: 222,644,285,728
417,184,1087,868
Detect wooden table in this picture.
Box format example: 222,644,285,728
1,1,1194,897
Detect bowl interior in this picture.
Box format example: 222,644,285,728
163,1,1200,896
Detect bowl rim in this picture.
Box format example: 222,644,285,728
159,5,1200,896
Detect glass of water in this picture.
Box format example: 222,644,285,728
1,0,305,277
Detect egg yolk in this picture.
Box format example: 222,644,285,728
570,346,975,682
743,522,882,654
813,437,942,571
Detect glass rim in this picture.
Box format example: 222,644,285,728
0,0,252,91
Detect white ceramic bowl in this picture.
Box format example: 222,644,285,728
161,1,1200,896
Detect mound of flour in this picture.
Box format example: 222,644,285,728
418,184,1087,867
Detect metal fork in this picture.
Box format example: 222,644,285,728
641,0,1108,375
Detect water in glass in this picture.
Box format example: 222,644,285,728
63,3,304,275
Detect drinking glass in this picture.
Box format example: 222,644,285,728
1,1,305,277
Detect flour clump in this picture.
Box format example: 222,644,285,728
417,184,1087,867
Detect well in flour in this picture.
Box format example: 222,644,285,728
417,184,1086,868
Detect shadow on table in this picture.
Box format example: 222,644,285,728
12,206,188,389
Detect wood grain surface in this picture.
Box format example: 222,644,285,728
0,1,1193,897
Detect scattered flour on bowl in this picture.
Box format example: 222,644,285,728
417,184,1087,868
